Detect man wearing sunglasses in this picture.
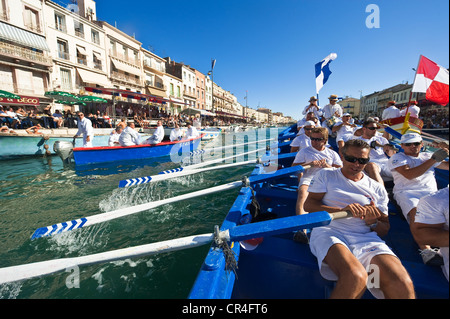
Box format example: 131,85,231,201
332,113,357,149
292,127,342,217
388,133,449,265
290,120,315,153
353,119,396,185
73,112,94,147
304,139,415,298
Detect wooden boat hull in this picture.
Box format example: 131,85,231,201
188,125,449,299
380,115,424,135
73,135,203,165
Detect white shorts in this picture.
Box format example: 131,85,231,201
310,226,397,299
394,190,431,220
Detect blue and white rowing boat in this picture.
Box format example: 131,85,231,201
71,134,203,166
188,124,449,299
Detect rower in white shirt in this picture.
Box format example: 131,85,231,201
186,122,200,139
119,121,141,146
74,112,94,147
144,120,165,144
170,123,184,141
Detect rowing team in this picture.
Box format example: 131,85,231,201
73,111,200,147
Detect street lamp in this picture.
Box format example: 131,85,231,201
209,59,216,113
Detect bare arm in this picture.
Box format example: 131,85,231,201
411,222,449,247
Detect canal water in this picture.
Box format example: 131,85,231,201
0,128,282,299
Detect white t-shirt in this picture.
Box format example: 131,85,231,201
334,119,358,142
382,106,401,120
354,135,389,163
415,186,449,281
322,103,343,119
308,168,389,234
119,126,141,146
388,152,440,193
186,126,200,139
400,105,420,118
170,128,183,141
293,146,342,184
290,134,311,150
302,104,322,119
108,131,120,146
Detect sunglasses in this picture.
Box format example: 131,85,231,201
403,142,421,147
304,127,313,130
310,137,325,141
343,154,370,165
365,126,378,130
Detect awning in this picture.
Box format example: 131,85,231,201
181,107,216,116
0,21,50,52
111,58,141,76
77,68,110,87
76,46,87,55
84,86,169,104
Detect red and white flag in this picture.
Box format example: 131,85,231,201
412,55,449,106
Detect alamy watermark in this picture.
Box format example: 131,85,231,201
366,4,380,29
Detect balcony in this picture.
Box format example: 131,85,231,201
57,50,70,60
24,23,42,34
77,56,87,66
183,90,196,98
109,50,139,67
0,41,52,66
111,70,141,85
93,61,102,70
145,80,166,90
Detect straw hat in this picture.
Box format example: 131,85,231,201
309,96,318,102
328,94,338,101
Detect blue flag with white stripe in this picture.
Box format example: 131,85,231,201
315,53,337,93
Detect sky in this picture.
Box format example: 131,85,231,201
89,0,449,119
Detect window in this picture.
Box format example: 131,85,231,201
76,46,87,65
93,52,102,70
60,68,72,90
110,40,116,55
57,39,69,60
24,7,40,32
91,30,100,45
170,83,174,96
55,13,66,32
177,86,180,97
74,21,84,38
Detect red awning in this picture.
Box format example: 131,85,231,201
84,87,169,104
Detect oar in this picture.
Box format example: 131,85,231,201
31,181,242,240
118,159,259,188
189,138,275,157
33,165,307,240
119,147,266,188
2,210,351,285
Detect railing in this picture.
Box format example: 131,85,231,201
77,57,87,65
0,41,52,65
111,71,141,85
109,49,139,66
75,30,85,38
24,23,42,33
93,62,103,70
57,50,70,60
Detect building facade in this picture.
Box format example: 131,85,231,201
0,0,52,109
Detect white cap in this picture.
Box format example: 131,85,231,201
304,120,315,127
400,132,422,144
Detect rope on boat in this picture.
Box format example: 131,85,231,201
214,225,238,277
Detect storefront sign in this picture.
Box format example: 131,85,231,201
0,96,40,106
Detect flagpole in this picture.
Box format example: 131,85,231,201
407,55,423,114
